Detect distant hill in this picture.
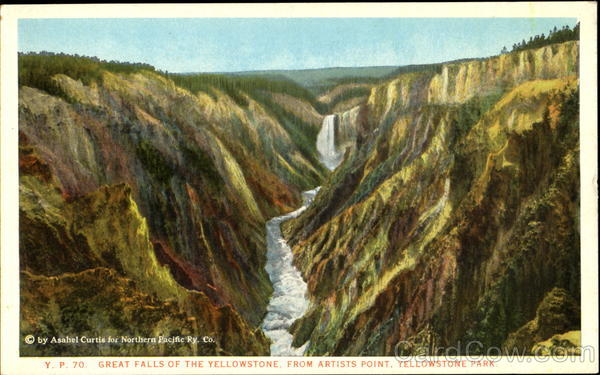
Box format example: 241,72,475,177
218,61,484,94
223,66,400,92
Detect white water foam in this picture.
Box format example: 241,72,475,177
316,114,343,170
261,187,320,356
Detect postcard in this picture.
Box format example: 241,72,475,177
1,3,598,374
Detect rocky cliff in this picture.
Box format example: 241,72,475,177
18,63,327,355
284,41,580,355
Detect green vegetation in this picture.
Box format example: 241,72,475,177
328,76,384,86
167,72,327,112
451,90,505,143
458,87,580,351
180,145,222,189
502,23,580,54
250,91,322,170
135,140,174,184
165,71,326,186
385,59,483,80
230,65,399,92
18,52,326,190
314,61,478,98
327,86,372,109
343,89,504,209
15,50,451,113
386,62,444,78
347,158,392,206
18,52,157,101
168,73,249,107
18,52,329,112
163,71,326,185
309,64,450,96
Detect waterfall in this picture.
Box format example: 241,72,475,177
261,187,320,356
261,113,341,355
316,114,342,170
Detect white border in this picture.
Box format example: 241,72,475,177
1,3,598,374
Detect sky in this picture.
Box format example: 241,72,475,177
18,18,577,73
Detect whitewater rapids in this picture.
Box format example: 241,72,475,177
261,187,320,356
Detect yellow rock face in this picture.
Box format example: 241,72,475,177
532,330,581,356
365,42,578,122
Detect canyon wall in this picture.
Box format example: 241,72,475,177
19,68,327,355
284,41,580,355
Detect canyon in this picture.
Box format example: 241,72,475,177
18,40,580,356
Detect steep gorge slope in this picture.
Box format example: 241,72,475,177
284,41,580,355
18,60,327,355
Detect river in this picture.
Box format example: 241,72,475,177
260,187,320,355
261,114,341,355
